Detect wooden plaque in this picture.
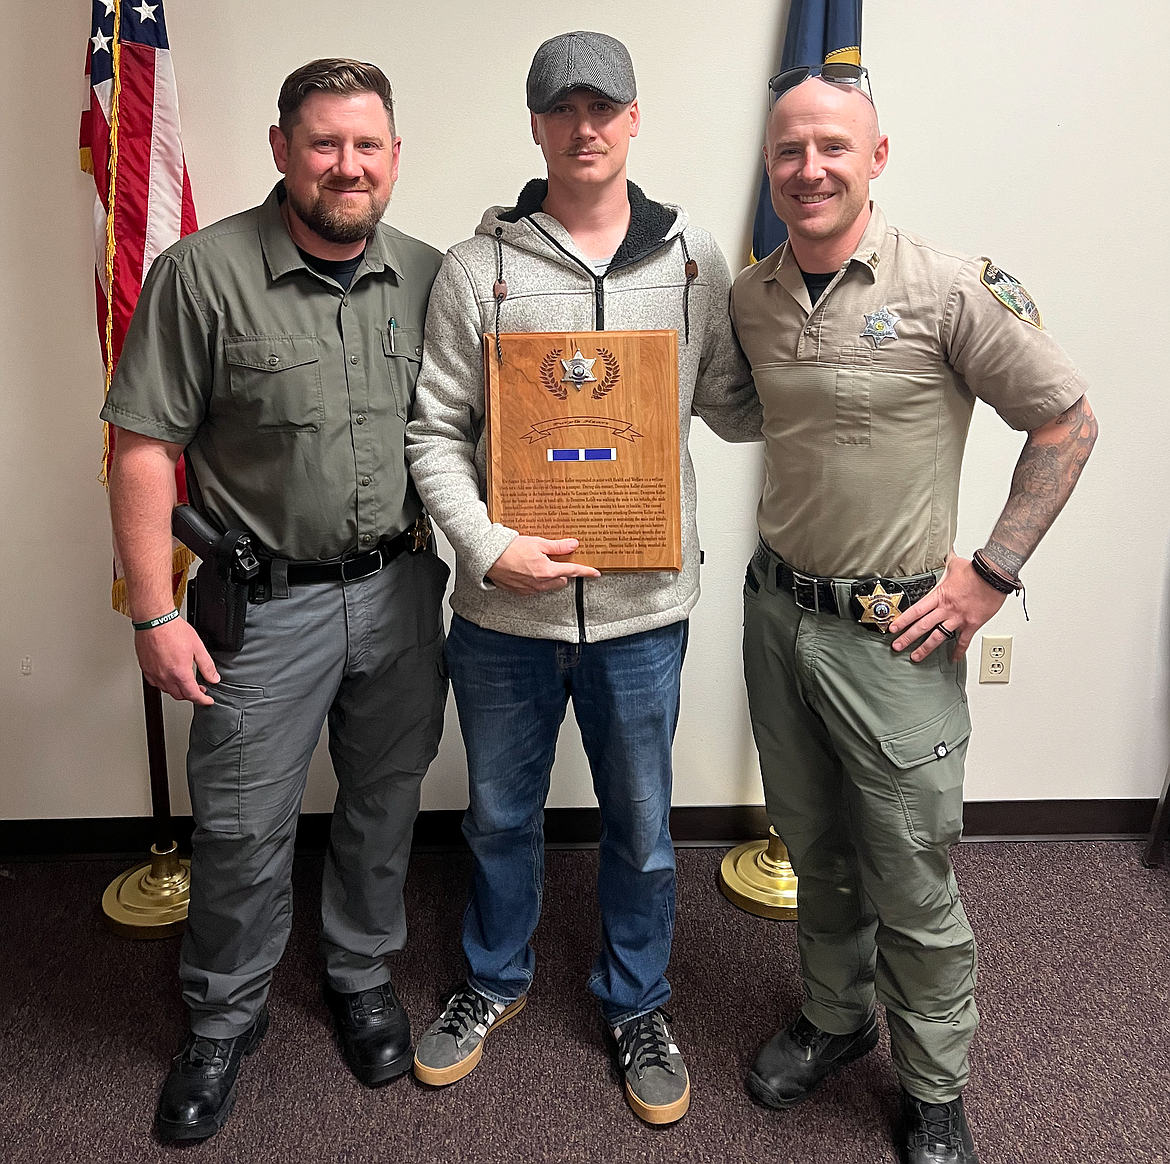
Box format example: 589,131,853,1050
484,330,681,572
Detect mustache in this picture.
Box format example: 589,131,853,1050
561,144,611,157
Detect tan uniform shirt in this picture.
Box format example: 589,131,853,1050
101,184,441,561
731,204,1088,579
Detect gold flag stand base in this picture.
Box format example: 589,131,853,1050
101,842,191,939
719,827,799,920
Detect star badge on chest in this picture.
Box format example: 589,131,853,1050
855,582,905,633
860,305,901,348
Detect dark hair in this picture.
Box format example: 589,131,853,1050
277,58,395,137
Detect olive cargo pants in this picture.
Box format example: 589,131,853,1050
743,545,978,1103
180,550,449,1038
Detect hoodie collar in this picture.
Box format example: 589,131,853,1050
494,179,680,268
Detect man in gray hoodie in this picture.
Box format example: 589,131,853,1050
405,31,760,1124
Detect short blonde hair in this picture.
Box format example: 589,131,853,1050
277,58,395,137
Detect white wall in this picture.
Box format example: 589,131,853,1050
2,0,1167,821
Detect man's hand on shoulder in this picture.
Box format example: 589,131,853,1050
888,553,1006,663
134,616,220,705
486,536,602,596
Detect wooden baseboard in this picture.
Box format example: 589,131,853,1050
0,800,1157,860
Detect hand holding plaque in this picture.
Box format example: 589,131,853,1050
484,330,681,572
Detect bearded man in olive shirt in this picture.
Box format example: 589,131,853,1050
730,69,1096,1163
101,59,448,1141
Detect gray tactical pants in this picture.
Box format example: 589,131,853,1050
180,549,449,1038
743,546,978,1103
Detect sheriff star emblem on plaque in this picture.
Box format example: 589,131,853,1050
860,305,901,348
561,349,597,389
855,582,905,633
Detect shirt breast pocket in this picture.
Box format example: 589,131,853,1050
224,334,323,433
835,345,873,447
382,326,422,420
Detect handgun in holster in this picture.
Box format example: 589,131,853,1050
172,504,261,653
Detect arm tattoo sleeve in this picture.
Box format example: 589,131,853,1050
982,394,1097,578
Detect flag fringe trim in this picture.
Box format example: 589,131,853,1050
824,45,862,66
111,545,196,617
100,0,124,491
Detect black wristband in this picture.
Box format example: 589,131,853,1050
132,608,180,631
972,550,1020,595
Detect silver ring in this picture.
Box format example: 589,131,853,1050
937,623,958,640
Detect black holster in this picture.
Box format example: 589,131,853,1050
172,505,260,653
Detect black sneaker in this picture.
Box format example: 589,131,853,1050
901,1091,979,1163
323,979,412,1087
746,1011,879,1109
412,981,526,1086
155,1008,269,1142
613,1009,690,1125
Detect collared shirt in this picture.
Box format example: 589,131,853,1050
731,204,1088,579
101,184,442,560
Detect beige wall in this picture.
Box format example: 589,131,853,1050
2,0,1167,820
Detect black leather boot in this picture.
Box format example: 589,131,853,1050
746,1011,879,1108
324,979,412,1086
901,1090,979,1163
155,1007,269,1142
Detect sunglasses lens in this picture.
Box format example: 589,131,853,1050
768,66,811,99
819,63,864,84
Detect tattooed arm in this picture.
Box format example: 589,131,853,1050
980,394,1098,578
889,395,1098,661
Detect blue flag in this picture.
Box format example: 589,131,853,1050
751,0,863,261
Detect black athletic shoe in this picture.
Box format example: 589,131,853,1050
324,979,413,1087
613,1009,691,1125
901,1091,979,1163
155,1008,269,1142
746,1011,879,1109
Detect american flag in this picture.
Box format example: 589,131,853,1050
80,0,198,614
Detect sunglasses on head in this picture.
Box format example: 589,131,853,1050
768,63,874,107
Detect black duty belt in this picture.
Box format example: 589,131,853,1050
751,540,939,634
285,531,410,585
250,517,433,602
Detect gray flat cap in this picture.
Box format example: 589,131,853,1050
526,31,637,113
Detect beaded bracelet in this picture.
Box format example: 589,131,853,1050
132,608,180,631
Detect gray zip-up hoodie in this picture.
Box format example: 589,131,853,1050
406,180,761,644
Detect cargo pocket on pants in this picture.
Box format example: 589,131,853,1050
878,700,972,847
187,684,257,834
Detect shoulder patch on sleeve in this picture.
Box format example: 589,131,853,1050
980,261,1042,328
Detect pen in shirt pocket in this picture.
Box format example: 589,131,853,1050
388,317,397,353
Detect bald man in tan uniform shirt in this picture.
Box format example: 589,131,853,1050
729,69,1096,1164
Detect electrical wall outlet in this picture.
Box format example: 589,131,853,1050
979,635,1012,683
20,656,32,676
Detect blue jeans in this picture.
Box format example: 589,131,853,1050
446,614,687,1026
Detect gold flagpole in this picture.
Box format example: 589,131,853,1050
102,677,191,938
719,827,798,920
96,4,190,937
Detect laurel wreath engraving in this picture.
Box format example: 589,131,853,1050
591,348,620,401
539,348,567,400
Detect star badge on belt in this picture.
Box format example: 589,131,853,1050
855,582,905,633
860,305,901,348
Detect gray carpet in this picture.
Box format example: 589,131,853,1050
0,841,1167,1163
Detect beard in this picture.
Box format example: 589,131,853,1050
286,183,390,244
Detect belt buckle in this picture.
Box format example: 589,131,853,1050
790,570,820,614
340,547,383,583
851,578,905,633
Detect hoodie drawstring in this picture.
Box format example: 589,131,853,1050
680,232,698,345
493,228,507,364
